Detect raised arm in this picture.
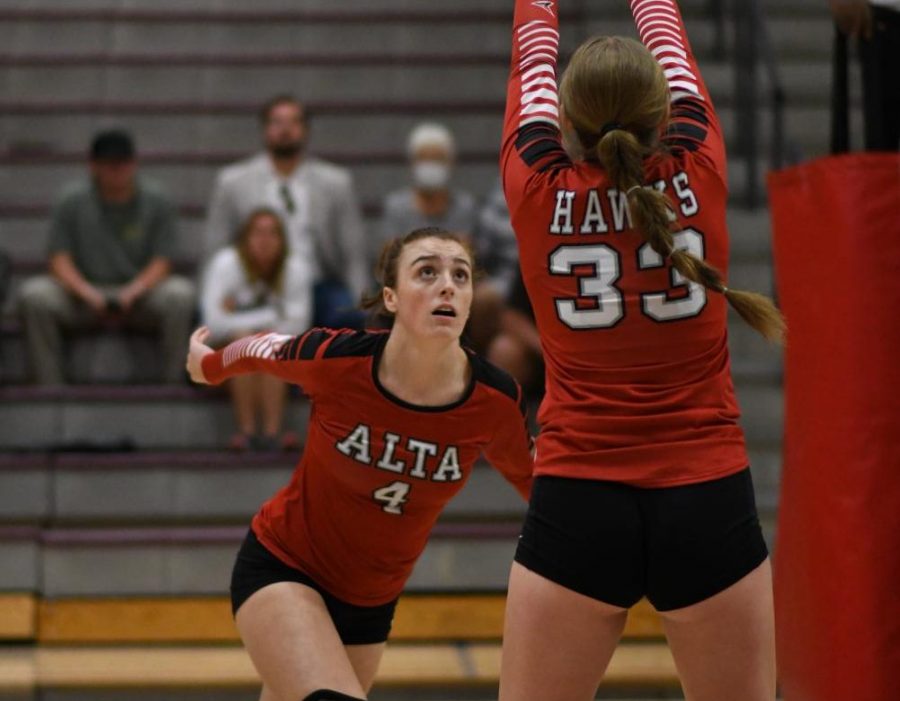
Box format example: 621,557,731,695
631,0,726,176
500,0,569,200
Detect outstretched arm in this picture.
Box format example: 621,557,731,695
188,326,340,389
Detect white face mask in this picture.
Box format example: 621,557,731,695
412,160,451,191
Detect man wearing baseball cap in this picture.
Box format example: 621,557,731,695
19,129,195,384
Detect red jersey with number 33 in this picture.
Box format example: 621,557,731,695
201,329,533,606
502,0,748,487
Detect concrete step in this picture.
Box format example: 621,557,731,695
32,523,522,597
0,287,784,384
0,447,782,525
0,368,781,448
0,453,527,525
0,386,310,451
0,149,784,229
2,510,780,598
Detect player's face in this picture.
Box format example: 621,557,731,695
386,238,473,341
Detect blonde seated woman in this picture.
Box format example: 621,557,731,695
202,208,313,451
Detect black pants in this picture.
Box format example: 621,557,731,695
860,6,900,151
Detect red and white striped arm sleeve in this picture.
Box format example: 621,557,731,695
631,0,726,177
200,328,334,386
631,0,705,102
501,0,570,199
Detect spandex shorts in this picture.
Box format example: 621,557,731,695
514,468,768,611
230,529,398,645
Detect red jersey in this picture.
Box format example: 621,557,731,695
201,328,533,606
501,0,748,487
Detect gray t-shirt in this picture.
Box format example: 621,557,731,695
47,178,178,285
377,187,478,262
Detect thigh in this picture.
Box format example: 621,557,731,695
236,581,367,701
499,562,628,701
20,275,94,327
658,560,775,701
129,276,195,326
344,643,385,693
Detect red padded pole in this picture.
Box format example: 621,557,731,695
769,153,900,701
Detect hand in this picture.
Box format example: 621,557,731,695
82,287,108,315
118,283,145,313
186,326,214,385
829,0,873,38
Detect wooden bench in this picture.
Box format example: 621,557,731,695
0,593,37,641
38,594,664,643
24,643,678,690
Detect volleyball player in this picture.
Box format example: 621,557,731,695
186,228,533,701
497,1,782,699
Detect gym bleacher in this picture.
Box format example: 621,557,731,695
0,0,843,698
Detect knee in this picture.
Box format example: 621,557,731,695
18,276,66,314
152,276,196,312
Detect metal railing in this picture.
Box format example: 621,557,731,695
725,0,799,207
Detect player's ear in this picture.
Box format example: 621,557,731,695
383,286,398,314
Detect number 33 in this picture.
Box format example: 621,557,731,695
550,228,707,329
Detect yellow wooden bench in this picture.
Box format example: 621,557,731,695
0,594,677,693
24,643,678,690
0,593,37,641
38,594,665,643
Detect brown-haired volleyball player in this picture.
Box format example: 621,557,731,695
498,1,783,700
187,228,533,701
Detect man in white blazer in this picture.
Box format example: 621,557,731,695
204,95,368,327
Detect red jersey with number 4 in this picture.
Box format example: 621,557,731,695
201,329,533,606
501,0,748,487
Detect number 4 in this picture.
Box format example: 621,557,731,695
373,481,411,515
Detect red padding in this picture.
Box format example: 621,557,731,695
769,153,900,701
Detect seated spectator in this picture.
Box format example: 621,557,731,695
377,123,503,352
489,271,544,399
18,130,194,385
204,94,367,329
202,208,312,451
377,123,477,251
475,179,523,302
474,184,544,396
830,0,900,151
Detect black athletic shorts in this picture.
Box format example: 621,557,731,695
230,529,399,645
514,468,768,611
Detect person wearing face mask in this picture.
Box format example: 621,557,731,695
377,124,477,261
378,125,505,353
205,95,367,329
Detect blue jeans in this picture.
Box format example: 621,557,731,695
313,280,366,330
